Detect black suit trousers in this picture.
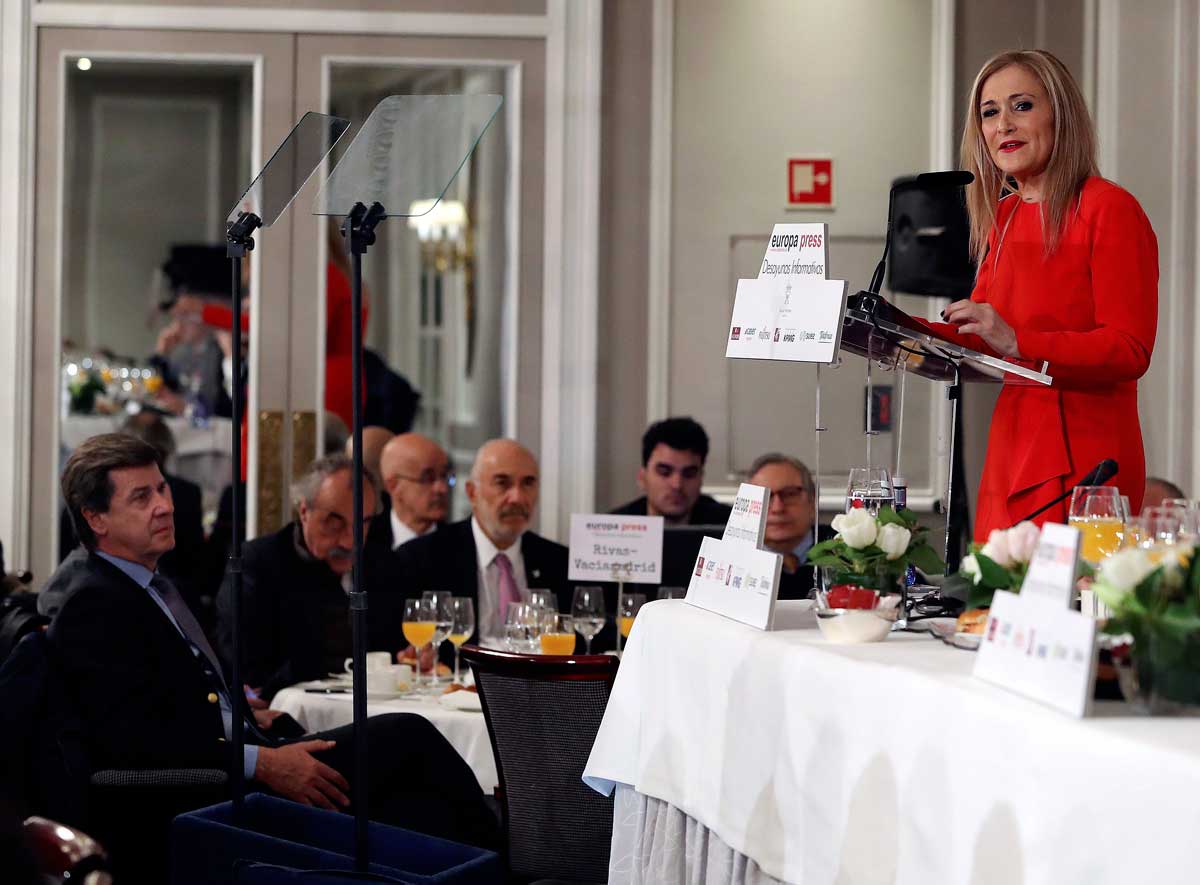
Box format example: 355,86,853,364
294,712,500,850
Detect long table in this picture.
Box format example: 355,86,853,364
584,599,1200,884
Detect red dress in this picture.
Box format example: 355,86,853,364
929,177,1158,541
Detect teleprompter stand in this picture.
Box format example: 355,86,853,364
313,94,502,869
222,112,350,817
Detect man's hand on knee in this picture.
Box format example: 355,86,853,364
254,740,350,811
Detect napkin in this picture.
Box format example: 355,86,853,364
438,690,482,712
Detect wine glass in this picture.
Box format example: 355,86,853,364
402,597,436,689
539,614,576,655
571,586,606,654
529,589,557,613
619,593,647,643
845,467,893,514
657,586,686,600
422,591,453,686
447,597,475,684
504,602,542,654
1068,486,1122,565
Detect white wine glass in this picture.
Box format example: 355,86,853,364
571,586,606,654
422,590,453,687
448,597,475,683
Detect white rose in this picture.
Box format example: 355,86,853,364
980,528,1013,568
1007,521,1041,565
958,553,982,585
831,509,878,549
1096,548,1157,604
877,523,912,561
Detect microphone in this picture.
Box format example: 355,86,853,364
1015,459,1120,525
867,170,975,294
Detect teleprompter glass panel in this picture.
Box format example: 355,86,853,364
313,93,502,218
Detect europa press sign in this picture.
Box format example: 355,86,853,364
787,156,834,209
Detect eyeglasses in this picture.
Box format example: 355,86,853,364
392,469,456,488
311,508,374,535
771,485,810,505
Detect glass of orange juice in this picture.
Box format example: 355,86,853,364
1068,486,1125,565
402,597,437,689
539,614,576,655
618,593,646,641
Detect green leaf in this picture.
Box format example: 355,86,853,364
907,543,945,576
974,552,1011,589
967,584,996,610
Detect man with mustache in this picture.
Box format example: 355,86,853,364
387,439,568,652
216,453,402,701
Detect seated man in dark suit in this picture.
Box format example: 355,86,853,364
51,412,208,628
612,416,732,526
47,433,498,847
375,432,453,551
215,453,403,702
387,439,568,652
748,452,832,600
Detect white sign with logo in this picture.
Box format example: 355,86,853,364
726,276,847,365
757,223,830,281
722,482,770,547
568,514,665,584
686,483,783,630
687,536,784,630
1021,522,1082,607
973,590,1098,718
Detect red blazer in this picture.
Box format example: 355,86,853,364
928,178,1158,540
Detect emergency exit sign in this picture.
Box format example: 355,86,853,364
787,156,834,209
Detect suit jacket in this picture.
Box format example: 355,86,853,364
216,521,405,701
379,518,569,659
59,473,208,618
611,493,733,526
774,524,836,600
46,552,233,771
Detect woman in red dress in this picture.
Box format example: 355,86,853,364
930,49,1158,541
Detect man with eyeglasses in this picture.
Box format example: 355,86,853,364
748,452,832,599
376,433,454,550
216,453,402,701
612,417,732,526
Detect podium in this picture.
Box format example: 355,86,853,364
834,290,1052,567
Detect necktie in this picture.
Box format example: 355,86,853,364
495,552,520,624
151,573,224,684
782,553,801,574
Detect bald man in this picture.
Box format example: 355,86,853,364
386,439,568,651
345,426,395,490
375,433,453,549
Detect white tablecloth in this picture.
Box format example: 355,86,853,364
272,685,498,793
585,599,1200,884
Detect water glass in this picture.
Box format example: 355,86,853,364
422,591,453,686
571,586,606,654
845,467,893,514
504,602,542,654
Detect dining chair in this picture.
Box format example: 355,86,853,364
460,645,618,885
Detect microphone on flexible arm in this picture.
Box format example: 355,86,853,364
1015,459,1120,525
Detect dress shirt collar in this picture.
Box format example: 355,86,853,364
791,532,815,565
96,550,155,589
390,509,436,550
471,516,523,571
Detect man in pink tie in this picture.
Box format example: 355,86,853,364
386,438,570,652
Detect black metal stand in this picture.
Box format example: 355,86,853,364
224,210,261,817
341,200,386,871
943,365,962,572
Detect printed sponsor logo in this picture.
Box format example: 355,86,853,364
774,328,781,343
730,326,741,341
694,556,705,576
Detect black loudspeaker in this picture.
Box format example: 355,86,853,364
886,176,976,299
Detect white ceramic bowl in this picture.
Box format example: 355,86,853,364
815,607,898,643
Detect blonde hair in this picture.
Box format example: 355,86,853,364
960,49,1098,261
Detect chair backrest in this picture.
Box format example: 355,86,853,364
460,645,618,884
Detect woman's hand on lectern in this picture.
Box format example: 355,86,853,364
942,300,1020,358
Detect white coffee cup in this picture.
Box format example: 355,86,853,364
344,652,391,673
366,669,395,695
391,663,414,691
